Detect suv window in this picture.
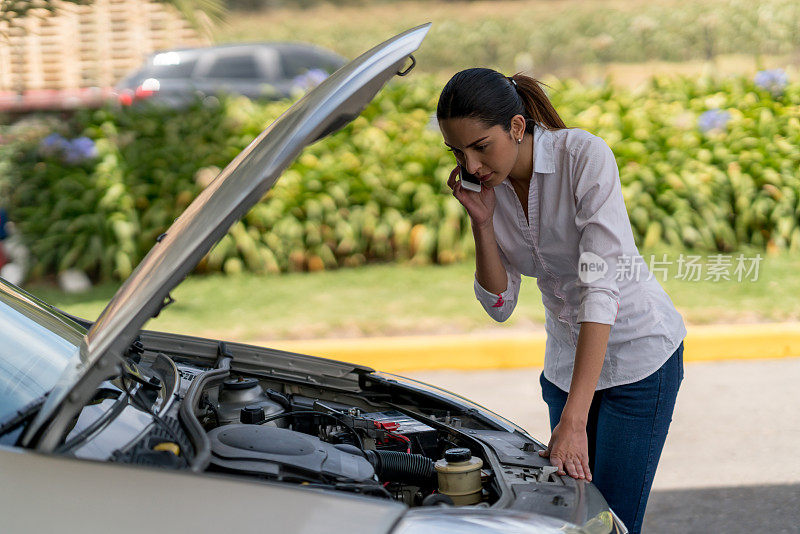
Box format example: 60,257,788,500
206,54,261,79
144,55,198,79
281,49,340,78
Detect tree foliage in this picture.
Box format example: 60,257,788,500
1,0,86,26
0,0,223,31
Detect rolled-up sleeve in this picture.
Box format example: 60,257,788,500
473,246,521,322
572,136,624,325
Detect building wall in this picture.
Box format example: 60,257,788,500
0,0,210,92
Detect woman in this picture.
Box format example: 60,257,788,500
437,68,686,534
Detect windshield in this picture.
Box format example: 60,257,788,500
0,279,85,423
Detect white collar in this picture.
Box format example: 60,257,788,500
532,122,556,174
500,122,556,189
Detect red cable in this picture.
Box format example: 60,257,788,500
388,431,411,454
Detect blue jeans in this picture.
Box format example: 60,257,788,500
539,342,684,534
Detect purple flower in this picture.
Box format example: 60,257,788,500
63,136,98,164
698,109,731,133
754,69,789,96
38,133,69,156
291,68,330,92
39,133,97,164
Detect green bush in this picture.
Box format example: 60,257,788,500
550,73,800,252
1,70,798,281
1,98,260,279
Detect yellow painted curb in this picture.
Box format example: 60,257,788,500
267,323,800,373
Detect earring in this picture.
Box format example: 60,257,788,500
517,138,522,144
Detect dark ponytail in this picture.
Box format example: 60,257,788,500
436,68,566,133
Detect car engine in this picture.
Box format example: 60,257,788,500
194,373,486,506
83,337,594,522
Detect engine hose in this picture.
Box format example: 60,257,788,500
265,388,292,411
179,358,231,473
364,449,436,486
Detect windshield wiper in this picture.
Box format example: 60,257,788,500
54,387,126,454
0,393,49,438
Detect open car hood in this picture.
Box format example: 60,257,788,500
27,24,431,450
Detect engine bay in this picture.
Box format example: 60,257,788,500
194,372,496,507
83,334,596,522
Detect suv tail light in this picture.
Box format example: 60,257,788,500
118,78,161,104
134,86,157,99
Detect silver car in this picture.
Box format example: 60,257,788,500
0,24,626,534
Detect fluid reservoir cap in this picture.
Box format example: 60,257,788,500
223,377,258,390
444,448,472,463
240,404,266,424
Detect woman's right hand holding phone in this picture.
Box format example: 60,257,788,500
447,166,496,229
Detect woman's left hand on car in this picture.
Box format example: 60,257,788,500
539,418,592,481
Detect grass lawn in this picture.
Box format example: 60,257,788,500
26,249,799,344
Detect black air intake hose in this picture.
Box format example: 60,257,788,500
364,450,436,486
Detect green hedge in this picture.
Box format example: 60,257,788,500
1,70,798,281
557,74,800,251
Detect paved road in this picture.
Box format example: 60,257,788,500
645,483,800,533
408,358,800,533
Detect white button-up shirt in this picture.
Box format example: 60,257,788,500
474,122,686,392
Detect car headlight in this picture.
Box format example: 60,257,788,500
392,508,623,534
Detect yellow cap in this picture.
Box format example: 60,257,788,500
153,442,180,456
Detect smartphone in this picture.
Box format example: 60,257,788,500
459,166,482,192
